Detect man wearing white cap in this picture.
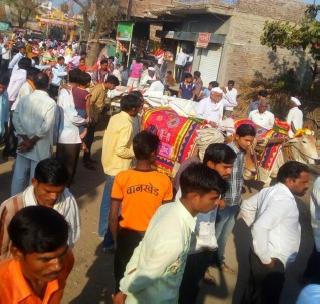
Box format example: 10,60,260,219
287,97,303,137
197,87,237,125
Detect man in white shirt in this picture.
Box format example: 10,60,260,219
8,46,26,71
11,72,56,195
176,144,236,304
175,48,188,82
49,56,67,99
197,87,238,125
240,161,310,304
113,163,228,304
287,96,303,137
11,66,38,111
222,80,238,110
249,100,275,130
0,43,11,73
0,158,80,260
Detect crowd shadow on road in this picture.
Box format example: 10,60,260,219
70,244,115,304
69,147,106,210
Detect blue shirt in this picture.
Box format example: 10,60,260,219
0,92,9,136
297,284,320,304
179,82,195,100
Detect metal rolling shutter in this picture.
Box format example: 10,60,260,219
198,44,222,87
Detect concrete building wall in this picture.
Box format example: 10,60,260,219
218,2,308,85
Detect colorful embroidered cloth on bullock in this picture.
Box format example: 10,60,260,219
142,107,204,177
257,119,290,181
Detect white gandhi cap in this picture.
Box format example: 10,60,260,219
290,97,301,106
211,87,224,94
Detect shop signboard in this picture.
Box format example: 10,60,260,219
196,32,211,48
0,22,10,31
116,22,134,41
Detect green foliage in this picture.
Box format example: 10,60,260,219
4,0,41,27
261,5,320,60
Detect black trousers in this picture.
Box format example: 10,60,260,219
114,228,144,292
179,249,218,304
48,84,59,100
241,250,285,304
303,245,320,284
3,111,17,158
83,123,96,162
175,65,185,83
0,58,9,74
56,143,81,187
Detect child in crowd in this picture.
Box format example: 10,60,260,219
109,130,173,290
179,73,196,100
113,163,228,303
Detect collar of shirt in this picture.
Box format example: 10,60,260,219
7,259,60,302
229,141,242,155
175,198,197,233
274,182,295,200
119,110,134,123
33,89,50,98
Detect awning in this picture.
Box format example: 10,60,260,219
156,30,226,44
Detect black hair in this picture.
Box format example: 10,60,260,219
167,70,172,75
194,71,201,78
69,68,81,83
184,73,192,79
18,57,32,70
228,80,235,85
209,81,219,88
277,161,310,183
135,57,141,63
57,56,65,61
258,90,268,98
32,56,40,65
33,72,49,90
133,131,160,160
78,71,91,86
236,124,256,137
8,206,69,254
26,67,40,80
180,163,228,197
80,57,85,62
203,143,237,165
108,56,114,61
34,158,69,186
100,58,108,65
105,75,120,86
120,94,142,112
129,90,144,102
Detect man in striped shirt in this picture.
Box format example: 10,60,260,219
0,158,80,260
215,124,256,273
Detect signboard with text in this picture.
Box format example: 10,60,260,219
196,32,211,48
116,22,134,41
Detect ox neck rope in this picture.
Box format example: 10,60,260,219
283,143,319,162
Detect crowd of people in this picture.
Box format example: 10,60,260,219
0,35,319,304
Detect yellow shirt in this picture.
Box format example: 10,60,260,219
101,111,136,176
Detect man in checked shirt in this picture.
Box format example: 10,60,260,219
215,123,256,273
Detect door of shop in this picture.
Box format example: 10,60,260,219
197,44,222,87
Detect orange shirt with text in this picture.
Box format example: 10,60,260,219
111,169,173,232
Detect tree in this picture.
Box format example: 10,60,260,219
60,2,70,14
261,4,320,89
5,0,41,28
72,0,120,65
